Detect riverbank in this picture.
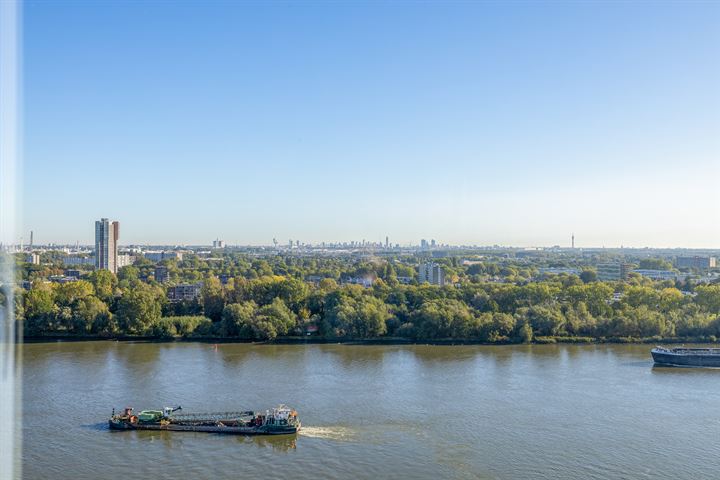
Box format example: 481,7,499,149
21,333,720,345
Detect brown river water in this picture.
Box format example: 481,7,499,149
19,342,720,479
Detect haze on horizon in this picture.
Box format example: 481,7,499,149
22,2,720,248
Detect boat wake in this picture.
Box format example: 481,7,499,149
299,426,355,441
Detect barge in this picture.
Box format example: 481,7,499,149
109,405,300,435
651,346,720,367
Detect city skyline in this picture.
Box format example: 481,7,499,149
21,2,720,247
10,222,720,251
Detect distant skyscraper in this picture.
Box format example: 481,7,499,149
385,236,389,248
572,233,575,249
95,218,119,274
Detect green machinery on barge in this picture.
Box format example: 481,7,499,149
109,405,300,435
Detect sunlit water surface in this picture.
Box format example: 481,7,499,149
20,342,720,479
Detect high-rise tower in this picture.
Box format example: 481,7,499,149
95,218,119,274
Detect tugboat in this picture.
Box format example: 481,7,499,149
109,405,300,435
651,346,720,367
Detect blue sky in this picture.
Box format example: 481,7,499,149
22,1,720,247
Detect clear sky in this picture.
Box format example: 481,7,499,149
22,1,720,247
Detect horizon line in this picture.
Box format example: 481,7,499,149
7,242,720,251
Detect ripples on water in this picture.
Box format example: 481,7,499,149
20,342,720,480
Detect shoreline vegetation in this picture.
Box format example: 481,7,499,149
20,333,720,346
7,252,720,347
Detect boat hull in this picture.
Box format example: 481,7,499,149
108,419,299,435
651,350,720,368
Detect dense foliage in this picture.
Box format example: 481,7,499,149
12,253,720,343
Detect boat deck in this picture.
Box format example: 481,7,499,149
653,347,720,355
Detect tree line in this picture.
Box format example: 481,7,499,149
12,260,720,343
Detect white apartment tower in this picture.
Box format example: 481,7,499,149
95,218,119,274
418,262,445,286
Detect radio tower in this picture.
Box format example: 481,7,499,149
571,233,575,249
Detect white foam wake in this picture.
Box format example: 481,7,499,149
299,426,355,441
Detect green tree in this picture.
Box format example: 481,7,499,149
24,283,55,319
622,286,661,309
146,317,177,338
579,269,598,283
564,283,613,317
220,301,256,337
118,265,140,283
695,285,720,313
659,287,684,312
201,276,225,321
324,290,391,338
412,299,478,339
254,298,297,339
319,278,338,291
521,305,565,336
116,283,164,334
73,296,111,333
564,301,597,335
490,312,516,339
168,315,209,336
519,322,533,343
55,280,94,306
89,269,117,303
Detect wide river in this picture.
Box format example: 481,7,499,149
19,342,719,479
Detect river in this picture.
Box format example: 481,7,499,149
19,342,719,479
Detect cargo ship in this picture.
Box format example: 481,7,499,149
109,405,300,435
651,346,720,367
